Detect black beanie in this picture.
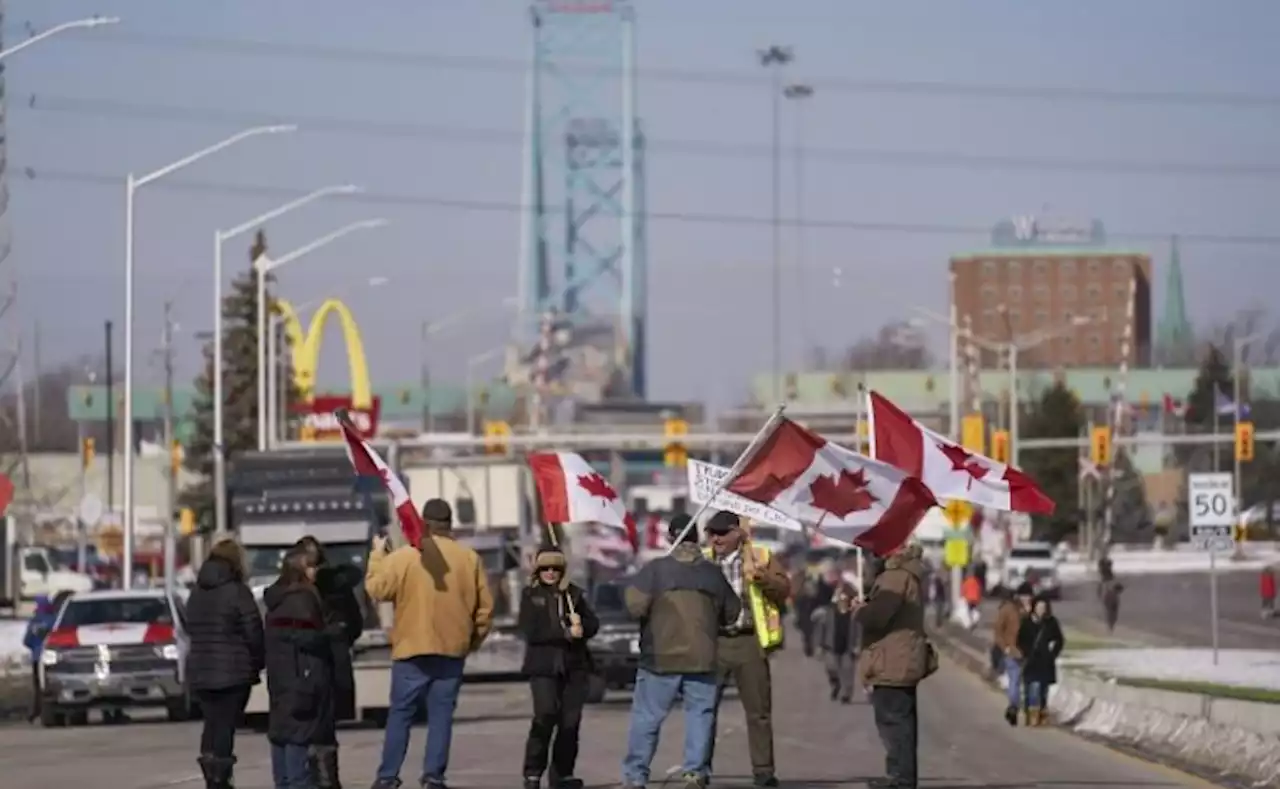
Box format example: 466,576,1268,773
667,514,697,545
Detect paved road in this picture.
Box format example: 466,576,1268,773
2,647,1216,788
1055,571,1280,649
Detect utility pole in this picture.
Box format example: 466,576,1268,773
104,320,115,512
759,45,793,402
783,82,814,364
13,336,29,490
157,302,179,597
31,320,40,447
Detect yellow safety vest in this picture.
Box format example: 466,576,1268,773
705,545,784,651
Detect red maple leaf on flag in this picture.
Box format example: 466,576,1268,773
937,442,989,489
808,469,879,518
577,472,619,504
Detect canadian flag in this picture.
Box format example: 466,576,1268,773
1162,393,1187,418
867,391,1054,515
527,451,633,532
338,415,424,549
725,417,936,557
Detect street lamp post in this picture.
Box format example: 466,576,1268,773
420,296,520,432
212,184,360,539
466,347,506,436
0,16,120,61
1232,333,1263,519
783,82,813,362
759,45,793,403
254,219,390,450
267,276,390,446
123,124,295,589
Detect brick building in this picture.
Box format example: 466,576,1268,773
951,217,1152,369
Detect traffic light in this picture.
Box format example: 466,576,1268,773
961,414,985,454
664,417,689,468
179,508,195,536
483,420,511,455
990,430,1010,465
170,440,183,474
1090,425,1112,466
1236,421,1255,462
81,437,95,469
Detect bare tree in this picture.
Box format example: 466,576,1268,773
813,320,934,371
1202,306,1280,365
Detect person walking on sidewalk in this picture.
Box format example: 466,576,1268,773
813,582,861,704
994,583,1033,726
365,499,495,789
1015,596,1065,726
621,514,741,789
1259,564,1276,619
703,512,791,788
518,543,600,789
852,542,937,789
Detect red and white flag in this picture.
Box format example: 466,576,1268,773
528,451,633,532
725,418,936,557
339,415,424,549
867,391,1054,515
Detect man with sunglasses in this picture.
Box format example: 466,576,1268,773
518,542,599,789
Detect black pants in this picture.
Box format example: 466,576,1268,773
523,672,588,780
197,686,252,759
29,666,41,719
871,685,918,789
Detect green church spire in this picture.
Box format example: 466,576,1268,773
1156,235,1195,365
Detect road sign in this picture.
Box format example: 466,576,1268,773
77,493,104,527
944,535,971,568
943,499,972,528
1188,472,1235,552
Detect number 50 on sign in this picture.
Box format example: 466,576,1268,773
1188,472,1235,527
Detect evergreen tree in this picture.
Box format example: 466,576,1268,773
181,231,297,532
1020,382,1083,542
1179,345,1235,473
1108,448,1152,538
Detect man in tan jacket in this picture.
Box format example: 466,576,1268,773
366,499,494,789
993,582,1033,726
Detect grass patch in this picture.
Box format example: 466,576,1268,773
1061,629,1127,652
1116,676,1280,704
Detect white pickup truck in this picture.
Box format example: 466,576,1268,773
999,541,1062,600
0,517,95,616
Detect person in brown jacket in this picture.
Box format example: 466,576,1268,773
366,499,495,789
992,582,1034,726
852,543,936,789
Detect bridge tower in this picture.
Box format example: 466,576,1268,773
516,0,648,399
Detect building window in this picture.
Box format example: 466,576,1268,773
1061,284,1077,301
1033,259,1049,277
982,308,998,327
1008,284,1023,301
1089,333,1102,348
1115,283,1130,299
981,285,997,302
1007,260,1022,276
1087,259,1101,276
1006,308,1022,325
1033,284,1050,301
1034,309,1049,325
1086,284,1101,301
1059,258,1077,277
982,259,997,276
1114,259,1131,275
1062,334,1074,347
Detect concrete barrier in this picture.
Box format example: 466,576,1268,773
930,625,1280,786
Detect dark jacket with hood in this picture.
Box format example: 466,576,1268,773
856,544,936,688
314,564,365,721
624,542,741,674
518,572,599,677
185,556,265,691
263,581,335,745
1016,608,1065,686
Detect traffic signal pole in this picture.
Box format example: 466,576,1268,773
161,302,177,598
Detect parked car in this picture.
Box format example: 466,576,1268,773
585,580,639,703
999,542,1061,600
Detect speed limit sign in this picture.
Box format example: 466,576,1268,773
1188,473,1235,552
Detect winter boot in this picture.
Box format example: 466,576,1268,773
311,744,342,788
1036,706,1050,726
1026,708,1041,727
522,776,541,789
1003,706,1018,726
197,754,236,789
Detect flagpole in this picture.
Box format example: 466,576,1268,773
1212,403,1220,472
666,405,787,553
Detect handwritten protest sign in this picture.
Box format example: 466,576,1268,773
685,459,803,531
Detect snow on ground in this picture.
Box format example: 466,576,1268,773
0,620,30,674
1058,547,1280,582
1061,648,1280,691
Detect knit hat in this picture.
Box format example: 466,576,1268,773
421,498,453,526
531,543,569,589
667,514,698,545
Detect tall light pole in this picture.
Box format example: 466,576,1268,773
211,184,359,539
255,219,390,450
1232,332,1263,521
759,45,793,401
783,82,814,365
268,276,390,445
123,124,295,589
466,347,507,436
0,16,119,61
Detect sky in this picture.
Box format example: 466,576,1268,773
3,0,1279,406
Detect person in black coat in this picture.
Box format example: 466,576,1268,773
294,536,365,789
518,543,599,789
264,546,338,789
185,539,265,789
1015,596,1066,726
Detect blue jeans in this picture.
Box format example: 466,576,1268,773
1024,680,1046,709
622,668,717,785
1003,656,1022,708
270,742,310,789
376,655,465,784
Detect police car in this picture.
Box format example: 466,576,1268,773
38,589,192,727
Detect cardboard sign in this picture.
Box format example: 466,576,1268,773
685,459,802,532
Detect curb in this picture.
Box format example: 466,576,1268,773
926,625,1256,789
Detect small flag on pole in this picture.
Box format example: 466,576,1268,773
337,409,424,549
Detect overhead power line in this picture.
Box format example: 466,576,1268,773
14,164,1280,247
28,27,1280,109
20,94,1280,180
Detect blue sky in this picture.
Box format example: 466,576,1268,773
5,0,1279,405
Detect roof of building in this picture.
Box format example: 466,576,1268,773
951,248,1152,259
